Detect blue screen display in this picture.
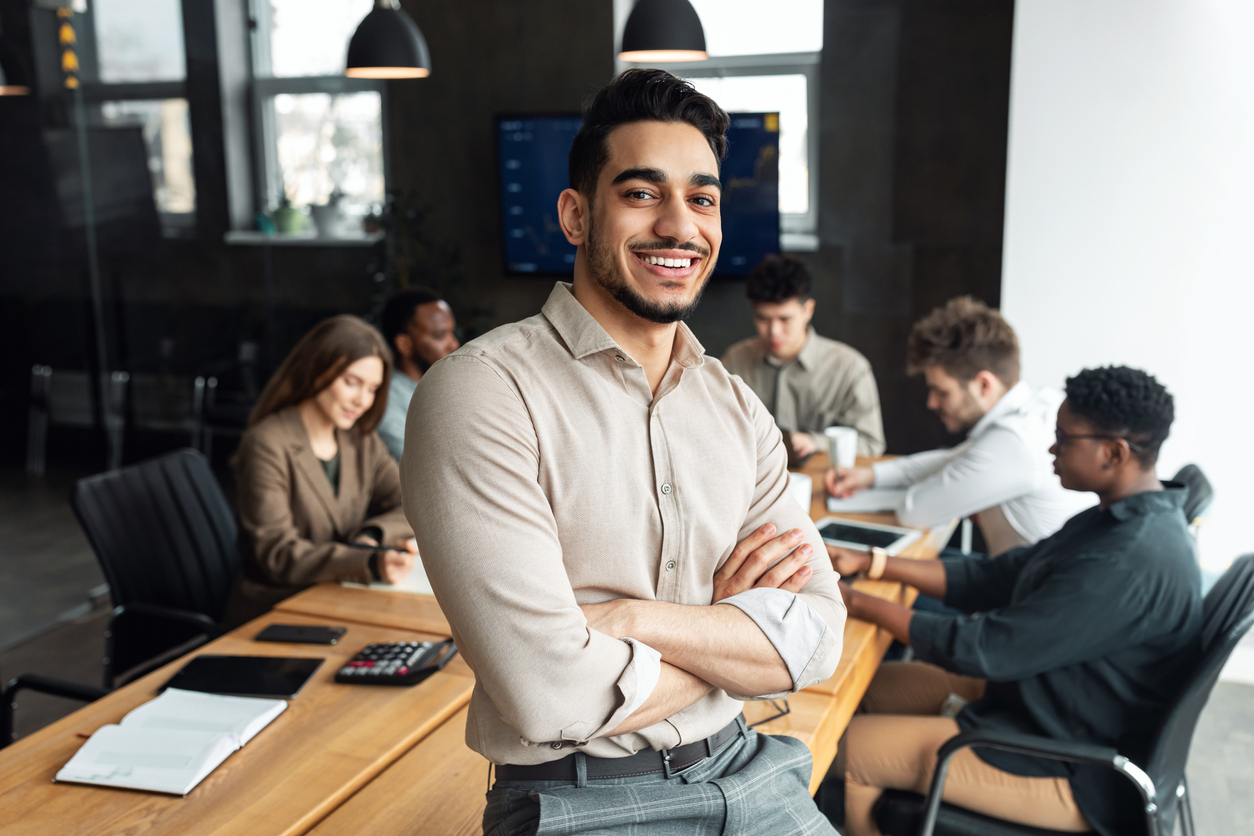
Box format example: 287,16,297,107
497,113,780,276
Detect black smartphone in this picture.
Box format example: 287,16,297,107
254,624,347,645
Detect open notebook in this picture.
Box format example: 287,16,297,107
343,559,434,595
826,487,907,514
55,688,287,795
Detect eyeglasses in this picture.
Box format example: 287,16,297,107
1054,427,1145,453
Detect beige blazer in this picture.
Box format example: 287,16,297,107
223,406,412,626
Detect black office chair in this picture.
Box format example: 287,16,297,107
1171,464,1214,527
70,448,243,687
3,451,242,747
874,554,1254,836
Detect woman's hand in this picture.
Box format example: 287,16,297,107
826,544,871,577
378,537,417,584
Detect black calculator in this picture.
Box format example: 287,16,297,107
334,638,458,686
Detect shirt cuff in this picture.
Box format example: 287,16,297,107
720,588,828,695
908,610,957,668
617,637,662,718
872,459,908,488
571,637,662,744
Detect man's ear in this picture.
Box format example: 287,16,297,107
393,333,412,361
802,298,816,321
557,188,589,246
969,370,995,399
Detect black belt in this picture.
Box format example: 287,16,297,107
496,715,745,782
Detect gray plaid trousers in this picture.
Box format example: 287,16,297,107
483,723,839,835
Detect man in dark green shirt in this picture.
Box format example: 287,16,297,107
831,366,1201,836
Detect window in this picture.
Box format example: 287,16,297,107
614,0,822,247
75,0,196,235
250,0,386,221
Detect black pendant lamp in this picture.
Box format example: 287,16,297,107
619,0,708,63
346,0,431,79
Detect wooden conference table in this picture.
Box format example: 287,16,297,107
0,454,952,836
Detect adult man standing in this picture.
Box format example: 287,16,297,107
405,70,844,835
377,288,460,461
723,255,885,459
826,296,1091,556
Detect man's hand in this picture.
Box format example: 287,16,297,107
837,580,865,619
827,544,871,577
712,523,814,603
378,537,417,584
790,431,818,460
824,465,875,498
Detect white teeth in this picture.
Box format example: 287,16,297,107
642,255,692,268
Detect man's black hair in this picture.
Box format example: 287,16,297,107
381,288,443,350
1064,366,1174,466
746,254,812,303
568,68,729,200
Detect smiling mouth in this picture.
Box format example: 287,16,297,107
632,251,702,278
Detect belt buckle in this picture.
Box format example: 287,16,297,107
660,748,674,780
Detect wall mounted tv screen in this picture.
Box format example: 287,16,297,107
497,113,780,277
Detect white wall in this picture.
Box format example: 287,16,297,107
1001,0,1254,573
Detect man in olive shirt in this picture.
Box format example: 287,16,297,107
722,255,885,459
405,70,843,835
828,366,1200,836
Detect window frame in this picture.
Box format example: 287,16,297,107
612,0,821,250
70,0,198,237
657,52,820,246
246,0,390,215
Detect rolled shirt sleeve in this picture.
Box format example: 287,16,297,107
404,356,653,747
727,377,847,696
910,551,1153,681
874,428,1038,530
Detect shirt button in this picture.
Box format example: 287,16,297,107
660,483,672,495
615,354,625,362
551,741,563,750
666,561,676,572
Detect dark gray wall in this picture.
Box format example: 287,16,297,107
388,0,615,330
802,0,1013,453
1,0,1013,466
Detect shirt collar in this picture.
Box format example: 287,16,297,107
969,381,1032,438
541,281,706,368
1107,484,1188,521
764,327,819,371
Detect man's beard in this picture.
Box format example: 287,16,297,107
946,390,985,435
585,212,713,325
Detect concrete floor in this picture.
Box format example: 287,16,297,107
0,466,105,653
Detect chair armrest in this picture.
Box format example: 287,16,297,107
936,728,1119,767
2,674,110,748
113,602,222,638
919,729,1160,836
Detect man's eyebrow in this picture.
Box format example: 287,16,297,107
690,173,722,190
611,167,666,185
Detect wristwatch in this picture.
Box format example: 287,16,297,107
867,547,888,580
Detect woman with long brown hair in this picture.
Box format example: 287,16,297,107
223,314,416,625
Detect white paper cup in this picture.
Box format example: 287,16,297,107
788,471,813,512
824,426,859,470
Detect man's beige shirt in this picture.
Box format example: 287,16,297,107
722,330,886,457
403,283,845,765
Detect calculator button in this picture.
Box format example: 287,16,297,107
398,666,409,675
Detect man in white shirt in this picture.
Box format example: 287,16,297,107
825,296,1091,556
377,288,460,461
